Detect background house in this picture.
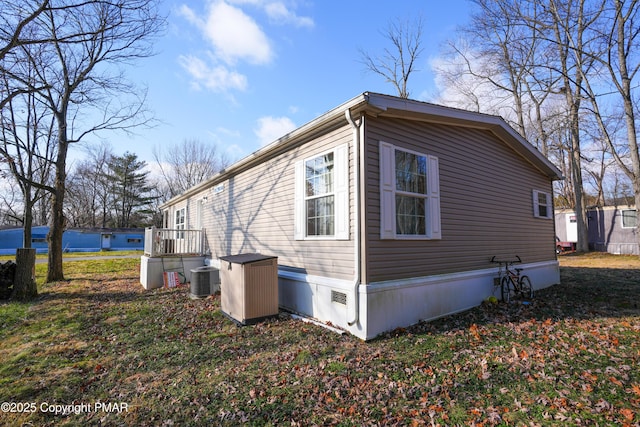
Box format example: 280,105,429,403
142,92,563,340
555,206,638,255
0,226,144,255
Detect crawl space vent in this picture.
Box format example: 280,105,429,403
331,290,347,305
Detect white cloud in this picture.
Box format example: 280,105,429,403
227,0,314,27
264,2,314,28
430,54,492,110
185,0,273,66
214,126,242,139
254,116,296,146
227,0,262,6
178,54,248,92
223,143,246,162
177,4,199,25
146,161,168,183
177,0,312,94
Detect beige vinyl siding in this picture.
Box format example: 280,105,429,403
364,116,556,283
195,124,355,280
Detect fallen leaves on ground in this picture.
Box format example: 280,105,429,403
0,255,638,426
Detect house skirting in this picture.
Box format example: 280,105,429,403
140,255,206,289
591,242,639,255
278,260,560,341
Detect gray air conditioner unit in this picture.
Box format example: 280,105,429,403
190,266,220,298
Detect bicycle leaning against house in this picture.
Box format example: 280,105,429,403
490,255,534,303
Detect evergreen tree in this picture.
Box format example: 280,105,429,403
105,152,156,228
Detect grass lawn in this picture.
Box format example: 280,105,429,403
0,250,143,262
0,253,639,426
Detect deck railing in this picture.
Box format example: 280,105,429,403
144,227,205,257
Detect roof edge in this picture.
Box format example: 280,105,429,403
162,92,563,208
363,92,563,180
161,93,370,207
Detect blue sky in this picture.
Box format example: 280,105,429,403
82,0,473,168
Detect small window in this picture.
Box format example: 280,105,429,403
162,210,169,228
621,209,637,228
175,207,186,238
533,190,552,219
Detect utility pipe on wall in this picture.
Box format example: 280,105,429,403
345,109,362,326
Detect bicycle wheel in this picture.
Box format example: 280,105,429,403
519,275,534,299
501,276,514,303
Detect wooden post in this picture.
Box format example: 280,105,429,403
13,248,37,300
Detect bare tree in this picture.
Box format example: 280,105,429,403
606,168,635,205
0,180,22,226
3,0,164,282
0,72,56,248
65,143,114,227
0,1,51,110
442,1,533,137
359,16,424,98
0,1,53,250
542,109,578,209
153,138,230,200
436,0,636,252
544,0,600,251
435,0,565,157
577,0,640,247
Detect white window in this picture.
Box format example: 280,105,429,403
162,210,169,228
621,209,637,228
196,199,204,230
379,141,441,239
294,144,349,240
175,207,186,238
532,190,552,219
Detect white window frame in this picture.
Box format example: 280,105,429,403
621,209,637,228
175,207,186,239
379,141,441,240
294,144,349,240
195,198,204,230
532,190,552,219
162,210,169,228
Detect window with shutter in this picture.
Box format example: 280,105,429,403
532,190,552,219
379,141,441,240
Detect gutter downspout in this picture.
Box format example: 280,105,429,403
345,109,362,326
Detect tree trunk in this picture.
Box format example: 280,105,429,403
614,0,640,254
546,0,589,252
46,135,67,283
12,248,37,300
570,111,589,253
22,197,33,249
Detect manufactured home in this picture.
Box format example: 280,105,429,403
555,206,638,255
141,92,563,340
0,226,144,255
